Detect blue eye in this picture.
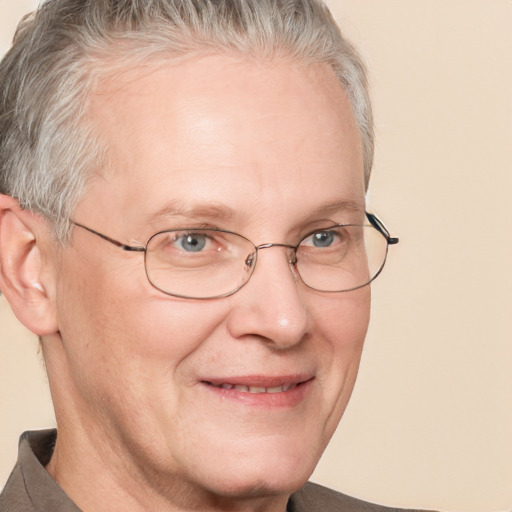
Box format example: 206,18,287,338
311,231,335,248
178,234,207,252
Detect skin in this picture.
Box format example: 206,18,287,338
0,54,369,512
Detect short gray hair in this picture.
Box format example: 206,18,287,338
0,0,373,242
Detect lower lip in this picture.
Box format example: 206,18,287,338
201,379,314,408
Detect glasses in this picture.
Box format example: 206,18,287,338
71,212,398,300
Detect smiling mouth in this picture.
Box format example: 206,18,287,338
201,377,314,407
202,376,314,395
206,382,298,394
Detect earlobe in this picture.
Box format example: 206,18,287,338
0,194,59,335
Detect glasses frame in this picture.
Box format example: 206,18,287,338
71,212,399,300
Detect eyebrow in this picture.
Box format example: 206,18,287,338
145,198,364,227
307,199,364,219
145,199,236,225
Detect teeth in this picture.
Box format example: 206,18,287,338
213,383,298,393
249,386,266,393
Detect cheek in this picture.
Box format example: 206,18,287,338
314,286,370,353
57,242,222,352
54,256,232,443
55,249,230,406
128,298,229,366
311,288,370,432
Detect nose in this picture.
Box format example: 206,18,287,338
226,245,309,349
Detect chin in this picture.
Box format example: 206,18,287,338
197,441,319,499
207,471,309,501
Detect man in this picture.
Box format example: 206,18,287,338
0,1,422,511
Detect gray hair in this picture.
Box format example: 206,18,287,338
0,0,373,242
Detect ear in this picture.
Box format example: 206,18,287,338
0,194,59,335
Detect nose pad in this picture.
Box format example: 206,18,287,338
245,245,297,273
287,248,298,266
245,252,256,269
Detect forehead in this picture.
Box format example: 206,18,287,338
82,54,365,233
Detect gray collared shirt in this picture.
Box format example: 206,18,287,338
0,430,80,512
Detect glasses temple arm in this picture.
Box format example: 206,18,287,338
71,221,146,252
365,212,399,245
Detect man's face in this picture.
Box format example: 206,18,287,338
50,55,370,504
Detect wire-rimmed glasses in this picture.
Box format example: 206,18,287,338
71,212,398,300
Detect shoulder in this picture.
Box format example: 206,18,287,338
289,481,433,512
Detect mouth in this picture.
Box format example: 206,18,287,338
205,382,299,394
199,376,314,407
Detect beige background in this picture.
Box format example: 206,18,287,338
1,1,511,510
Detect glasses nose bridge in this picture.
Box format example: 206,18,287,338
255,242,298,265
